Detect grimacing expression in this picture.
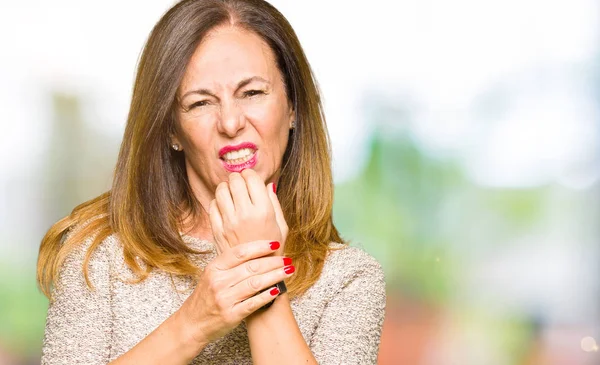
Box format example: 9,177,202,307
173,25,294,202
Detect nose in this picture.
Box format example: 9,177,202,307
217,99,246,137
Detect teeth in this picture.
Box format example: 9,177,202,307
222,148,255,164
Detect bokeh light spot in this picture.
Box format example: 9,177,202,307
581,336,598,352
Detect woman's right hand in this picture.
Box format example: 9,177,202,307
177,239,294,347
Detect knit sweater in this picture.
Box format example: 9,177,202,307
41,234,386,364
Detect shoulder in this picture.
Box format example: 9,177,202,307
296,244,386,364
50,231,121,303
326,242,382,267
315,242,385,294
62,215,119,259
63,230,120,265
57,230,122,288
292,242,386,320
325,242,384,277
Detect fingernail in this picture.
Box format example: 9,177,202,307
283,257,292,266
269,287,280,296
272,183,277,193
284,265,295,274
270,241,280,250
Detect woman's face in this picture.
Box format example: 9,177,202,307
173,25,294,205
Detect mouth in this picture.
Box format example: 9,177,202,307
219,142,258,172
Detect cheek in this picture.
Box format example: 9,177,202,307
178,117,212,150
243,98,289,132
242,102,272,121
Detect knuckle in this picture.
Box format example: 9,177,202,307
207,278,220,293
223,314,236,326
214,293,228,310
247,276,262,291
245,260,259,274
242,297,258,315
235,247,248,261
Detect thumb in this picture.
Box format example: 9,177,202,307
209,199,228,255
267,183,288,243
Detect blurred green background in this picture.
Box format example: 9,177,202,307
1,1,600,364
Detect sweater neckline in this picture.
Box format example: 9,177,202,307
180,233,216,251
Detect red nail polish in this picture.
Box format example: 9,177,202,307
269,287,280,296
283,257,292,266
270,241,280,250
272,183,277,193
284,265,295,274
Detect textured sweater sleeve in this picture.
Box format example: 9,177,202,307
41,236,113,365
310,247,386,365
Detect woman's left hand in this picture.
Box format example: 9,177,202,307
209,169,288,255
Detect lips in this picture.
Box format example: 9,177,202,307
219,142,257,158
219,142,258,172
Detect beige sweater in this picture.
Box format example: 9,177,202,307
41,234,386,364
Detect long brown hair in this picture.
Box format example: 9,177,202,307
37,0,344,299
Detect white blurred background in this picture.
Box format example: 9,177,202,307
1,1,599,364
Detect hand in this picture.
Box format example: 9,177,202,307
209,169,288,255
178,240,294,345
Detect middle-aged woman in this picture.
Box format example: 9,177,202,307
37,0,386,364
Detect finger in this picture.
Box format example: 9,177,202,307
267,183,288,241
230,264,295,303
212,239,281,270
241,169,270,207
233,284,282,318
215,181,235,221
228,172,252,210
209,199,227,255
224,255,292,288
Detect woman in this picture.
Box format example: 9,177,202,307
37,0,386,364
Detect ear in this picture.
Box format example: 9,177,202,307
287,106,295,130
170,135,183,151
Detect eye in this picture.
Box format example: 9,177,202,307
189,100,209,109
244,90,264,97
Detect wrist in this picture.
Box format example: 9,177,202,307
246,292,290,323
259,280,287,310
171,309,209,359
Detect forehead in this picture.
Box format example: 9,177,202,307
180,25,278,90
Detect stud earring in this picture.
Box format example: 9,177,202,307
172,143,180,151
290,121,296,129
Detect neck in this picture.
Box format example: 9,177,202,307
177,164,220,241
179,187,214,242
180,208,213,241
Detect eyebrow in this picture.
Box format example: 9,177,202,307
180,76,270,100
